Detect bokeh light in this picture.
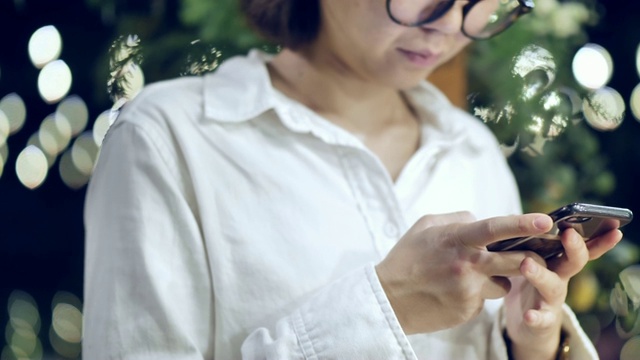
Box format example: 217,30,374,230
619,265,640,306
621,336,640,360
527,114,545,134
37,60,72,104
38,114,72,157
71,132,99,176
51,304,82,343
15,145,49,189
7,291,40,334
512,45,556,101
0,143,7,178
27,133,56,168
0,93,27,134
558,87,583,116
28,25,62,68
583,87,626,131
49,292,82,358
5,291,43,360
572,43,613,89
636,43,640,78
92,110,112,147
59,150,90,189
631,84,640,121
0,110,8,147
56,95,88,136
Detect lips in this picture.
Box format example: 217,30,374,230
397,48,442,68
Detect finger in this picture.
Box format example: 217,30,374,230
523,308,559,330
481,276,512,299
482,251,535,277
456,214,553,248
586,229,623,260
415,211,476,230
551,228,590,279
521,257,565,304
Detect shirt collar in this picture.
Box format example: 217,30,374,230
203,50,480,150
203,50,277,122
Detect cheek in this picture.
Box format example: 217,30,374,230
324,1,401,55
438,36,471,66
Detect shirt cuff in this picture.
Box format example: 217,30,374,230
291,263,417,359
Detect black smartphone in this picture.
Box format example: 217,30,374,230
487,203,633,260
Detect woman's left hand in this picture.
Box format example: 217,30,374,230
504,228,623,360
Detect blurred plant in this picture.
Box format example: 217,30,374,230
179,0,263,51
179,40,223,76
611,266,640,336
86,0,269,90
107,35,144,104
467,0,640,352
467,0,612,212
610,264,640,358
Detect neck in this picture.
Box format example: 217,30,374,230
268,48,417,135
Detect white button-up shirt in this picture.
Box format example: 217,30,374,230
83,51,597,359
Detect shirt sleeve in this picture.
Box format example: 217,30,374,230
83,118,215,359
241,264,416,360
83,116,418,359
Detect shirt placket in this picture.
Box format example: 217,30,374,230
338,147,407,258
277,103,409,258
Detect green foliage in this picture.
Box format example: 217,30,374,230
466,0,612,212
508,122,616,213
179,0,264,51
85,0,270,90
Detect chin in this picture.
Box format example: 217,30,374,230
388,70,433,91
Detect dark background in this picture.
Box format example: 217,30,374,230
0,0,639,357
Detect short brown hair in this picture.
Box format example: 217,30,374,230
239,0,320,49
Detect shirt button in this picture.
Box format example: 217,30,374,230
383,222,400,239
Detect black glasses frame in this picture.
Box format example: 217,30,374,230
386,0,535,40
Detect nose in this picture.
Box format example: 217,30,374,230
420,2,464,35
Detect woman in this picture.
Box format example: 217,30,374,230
83,0,621,358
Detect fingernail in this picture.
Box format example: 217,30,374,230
527,260,538,274
534,216,549,230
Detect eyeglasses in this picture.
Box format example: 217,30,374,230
386,0,535,40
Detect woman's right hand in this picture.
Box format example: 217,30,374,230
375,212,553,335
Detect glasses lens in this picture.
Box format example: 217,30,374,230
388,0,455,26
463,0,524,39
